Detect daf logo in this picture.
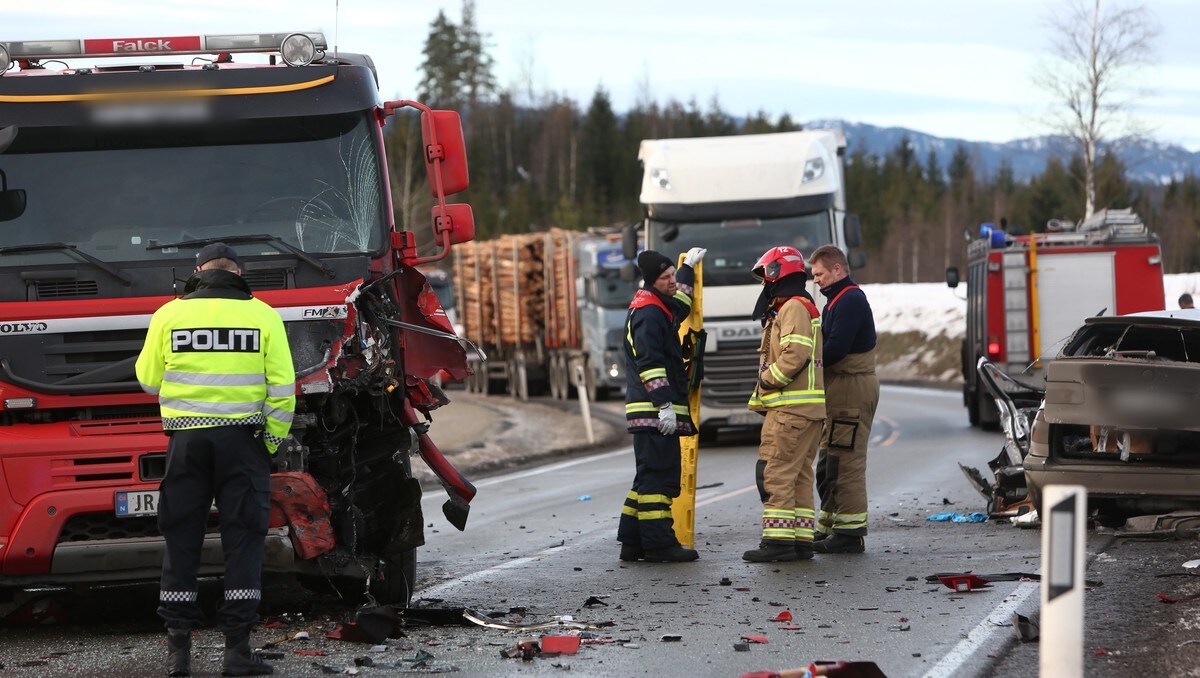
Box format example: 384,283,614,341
302,306,347,319
0,322,49,334
717,326,760,340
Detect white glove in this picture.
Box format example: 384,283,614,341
657,403,677,435
683,247,707,267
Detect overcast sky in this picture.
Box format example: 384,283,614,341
7,0,1200,150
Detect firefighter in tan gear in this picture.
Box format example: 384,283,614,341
135,243,295,677
743,246,826,563
808,244,879,555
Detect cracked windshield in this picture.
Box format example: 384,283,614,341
0,111,383,263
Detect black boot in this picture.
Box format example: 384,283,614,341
813,533,865,554
166,630,191,677
743,540,799,563
222,632,273,676
794,540,814,560
643,545,700,562
619,543,644,562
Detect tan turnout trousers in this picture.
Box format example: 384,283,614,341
815,349,879,537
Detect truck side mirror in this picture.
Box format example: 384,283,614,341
848,250,866,271
844,213,862,249
0,170,25,222
946,266,960,289
421,110,470,197
620,262,638,283
622,223,639,261
432,203,475,245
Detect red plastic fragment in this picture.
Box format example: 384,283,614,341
937,573,992,592
269,472,335,559
541,635,581,655
741,635,769,644
294,649,327,656
771,610,793,622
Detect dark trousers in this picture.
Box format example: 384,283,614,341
157,425,272,636
618,432,682,550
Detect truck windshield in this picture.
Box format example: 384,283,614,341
592,272,637,309
0,111,384,265
647,212,833,286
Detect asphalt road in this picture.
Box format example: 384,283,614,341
5,385,1197,676
410,385,1042,677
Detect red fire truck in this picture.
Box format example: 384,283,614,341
947,209,1164,428
0,32,477,605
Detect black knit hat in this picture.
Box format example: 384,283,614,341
637,250,674,287
196,242,239,268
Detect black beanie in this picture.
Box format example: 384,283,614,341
637,250,674,287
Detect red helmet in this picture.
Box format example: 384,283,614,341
752,246,807,283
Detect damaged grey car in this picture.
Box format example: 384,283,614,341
1024,310,1200,525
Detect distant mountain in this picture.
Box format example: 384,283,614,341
805,120,1200,185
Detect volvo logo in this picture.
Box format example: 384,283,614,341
0,321,49,334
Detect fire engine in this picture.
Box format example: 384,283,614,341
0,32,478,605
947,209,1164,428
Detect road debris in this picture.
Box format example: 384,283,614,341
541,635,581,655
772,611,793,622
461,608,601,630
1012,613,1039,641
660,634,682,642
926,512,987,523
741,635,769,644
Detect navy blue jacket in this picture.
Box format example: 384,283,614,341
623,264,696,435
819,276,877,367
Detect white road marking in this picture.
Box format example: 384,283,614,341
416,479,756,600
921,581,1040,678
421,446,633,502
883,384,962,398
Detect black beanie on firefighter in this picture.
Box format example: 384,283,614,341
637,250,674,287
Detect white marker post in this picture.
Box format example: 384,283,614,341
1040,484,1087,678
573,363,595,444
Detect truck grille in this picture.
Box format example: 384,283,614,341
242,269,288,290
0,327,145,388
57,512,219,543
703,339,760,409
35,280,100,299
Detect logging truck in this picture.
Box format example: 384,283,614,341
453,228,636,401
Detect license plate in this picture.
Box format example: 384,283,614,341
115,489,160,517
727,411,762,426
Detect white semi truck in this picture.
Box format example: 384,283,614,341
625,129,864,439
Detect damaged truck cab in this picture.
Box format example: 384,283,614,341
0,32,477,605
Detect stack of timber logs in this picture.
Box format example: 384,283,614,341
454,229,580,351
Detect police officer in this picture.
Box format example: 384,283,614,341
135,243,295,677
743,246,825,562
617,247,705,563
807,244,879,554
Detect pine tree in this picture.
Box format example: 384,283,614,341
417,10,463,108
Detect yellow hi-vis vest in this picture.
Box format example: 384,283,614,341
135,294,296,454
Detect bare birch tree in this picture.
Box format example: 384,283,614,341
1035,0,1159,218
